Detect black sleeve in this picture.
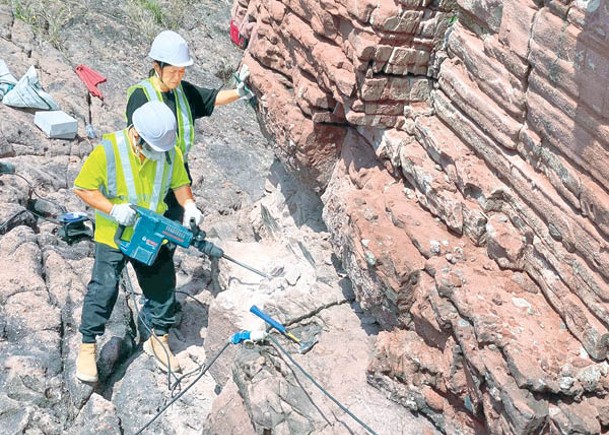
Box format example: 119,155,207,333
182,81,220,119
126,88,149,127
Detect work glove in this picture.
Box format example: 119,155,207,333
235,64,254,100
183,201,203,227
110,203,137,226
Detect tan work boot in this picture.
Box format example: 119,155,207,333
143,334,182,373
76,343,98,383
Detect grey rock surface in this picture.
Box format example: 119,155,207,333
0,1,437,434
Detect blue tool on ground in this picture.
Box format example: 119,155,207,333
1,164,93,243
250,305,300,343
229,330,268,345
114,205,269,278
0,161,15,174
57,211,93,244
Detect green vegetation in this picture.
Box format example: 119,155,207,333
126,0,193,40
10,0,36,24
137,0,164,25
1,0,84,50
1,0,198,48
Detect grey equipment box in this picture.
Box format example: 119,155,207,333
34,110,78,139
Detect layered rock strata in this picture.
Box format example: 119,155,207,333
232,0,609,432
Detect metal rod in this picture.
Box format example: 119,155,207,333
222,253,270,279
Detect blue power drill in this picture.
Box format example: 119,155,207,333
114,205,223,266
113,206,269,278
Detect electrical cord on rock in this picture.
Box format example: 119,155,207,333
133,341,230,435
0,172,69,233
268,336,379,435
122,278,377,435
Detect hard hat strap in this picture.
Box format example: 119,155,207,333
155,67,169,91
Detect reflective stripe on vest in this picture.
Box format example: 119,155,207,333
115,130,138,204
100,129,175,212
100,140,116,198
132,79,195,160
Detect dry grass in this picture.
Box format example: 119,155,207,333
1,0,206,48
1,0,86,49
125,0,198,40
125,0,159,41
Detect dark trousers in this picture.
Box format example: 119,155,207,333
136,183,185,329
80,242,177,343
138,162,191,329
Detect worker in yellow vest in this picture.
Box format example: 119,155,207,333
126,30,254,332
73,101,203,383
126,30,253,223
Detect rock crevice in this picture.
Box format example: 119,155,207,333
232,0,609,432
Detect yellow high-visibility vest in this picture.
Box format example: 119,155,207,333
74,128,190,248
127,78,195,160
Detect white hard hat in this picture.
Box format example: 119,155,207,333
132,101,177,152
149,30,194,67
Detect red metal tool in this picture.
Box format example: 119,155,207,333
229,19,248,49
74,64,106,99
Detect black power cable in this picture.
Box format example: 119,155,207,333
4,172,68,214
166,290,212,396
121,269,182,390
123,281,216,403
263,341,333,426
0,206,66,235
133,341,231,435
0,171,69,234
268,335,379,435
0,210,31,235
129,322,378,435
119,266,377,435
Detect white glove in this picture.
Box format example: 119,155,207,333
237,64,250,82
110,203,137,226
183,201,203,227
236,64,254,100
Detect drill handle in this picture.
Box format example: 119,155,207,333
114,224,126,247
113,205,140,247
189,220,224,258
189,220,204,239
188,221,269,277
